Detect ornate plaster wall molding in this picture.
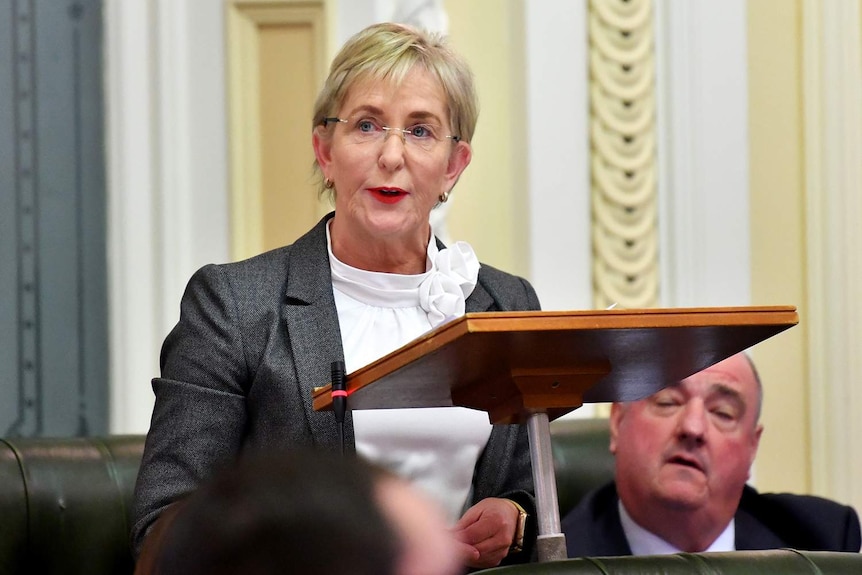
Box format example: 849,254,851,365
589,0,658,309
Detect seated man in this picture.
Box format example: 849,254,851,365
562,352,861,556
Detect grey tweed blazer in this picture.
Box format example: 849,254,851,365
131,213,542,558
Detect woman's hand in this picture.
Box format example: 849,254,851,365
450,497,520,569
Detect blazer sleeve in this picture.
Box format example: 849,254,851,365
131,263,251,556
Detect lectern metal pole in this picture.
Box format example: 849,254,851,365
526,411,567,562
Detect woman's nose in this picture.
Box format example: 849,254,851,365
378,130,407,170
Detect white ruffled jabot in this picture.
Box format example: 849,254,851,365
418,241,479,327
326,223,480,329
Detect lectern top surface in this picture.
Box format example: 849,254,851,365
312,306,798,423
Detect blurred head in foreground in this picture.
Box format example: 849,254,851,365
154,449,461,575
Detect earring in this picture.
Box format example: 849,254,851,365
439,190,450,203
324,178,334,189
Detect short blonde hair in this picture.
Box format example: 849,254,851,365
312,22,478,197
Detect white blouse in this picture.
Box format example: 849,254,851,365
327,223,493,523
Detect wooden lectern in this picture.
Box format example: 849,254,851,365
313,306,798,562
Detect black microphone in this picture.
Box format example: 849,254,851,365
330,360,347,455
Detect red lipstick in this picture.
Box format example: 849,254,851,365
368,187,408,204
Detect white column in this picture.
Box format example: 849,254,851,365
104,0,161,433
803,0,862,512
524,0,592,312
654,0,750,307
105,0,229,433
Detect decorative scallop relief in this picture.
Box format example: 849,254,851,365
589,0,658,309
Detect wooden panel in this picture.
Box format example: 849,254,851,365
226,1,328,261
259,22,320,250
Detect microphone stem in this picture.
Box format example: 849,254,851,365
330,360,347,456
338,421,344,456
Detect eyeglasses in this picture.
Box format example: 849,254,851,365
321,116,460,152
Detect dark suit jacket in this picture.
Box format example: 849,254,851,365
562,481,862,557
132,213,542,558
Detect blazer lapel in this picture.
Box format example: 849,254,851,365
282,213,355,450
466,280,494,312
734,509,786,549
434,237,494,313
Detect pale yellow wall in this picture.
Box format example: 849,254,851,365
443,0,529,278
747,0,810,493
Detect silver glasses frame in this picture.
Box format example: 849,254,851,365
321,117,461,149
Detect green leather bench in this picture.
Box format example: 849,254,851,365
0,435,143,575
480,548,862,574
2,420,860,574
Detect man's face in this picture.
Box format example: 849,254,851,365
610,353,763,525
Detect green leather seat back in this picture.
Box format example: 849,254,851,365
0,436,143,575
0,440,28,574
550,418,614,518
479,549,862,574
2,427,860,575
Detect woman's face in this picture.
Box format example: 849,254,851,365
313,67,471,249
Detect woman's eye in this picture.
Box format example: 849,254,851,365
357,120,377,133
409,125,433,139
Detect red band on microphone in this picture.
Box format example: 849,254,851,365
331,390,348,398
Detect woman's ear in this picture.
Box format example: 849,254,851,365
443,140,472,190
312,126,333,176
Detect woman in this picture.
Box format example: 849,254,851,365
132,22,541,569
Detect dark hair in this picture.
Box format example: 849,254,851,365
154,449,400,575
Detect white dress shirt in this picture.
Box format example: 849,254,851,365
619,499,736,555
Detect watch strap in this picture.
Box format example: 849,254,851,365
507,499,528,554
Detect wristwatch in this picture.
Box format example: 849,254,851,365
507,499,528,554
